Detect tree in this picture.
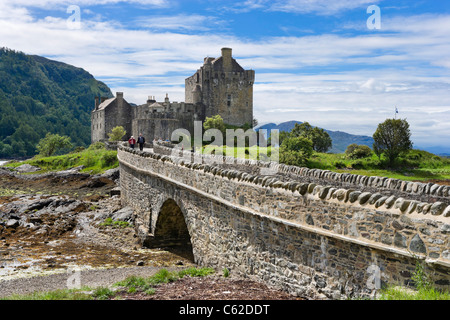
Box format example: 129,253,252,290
373,118,413,166
290,122,332,153
279,136,313,167
108,126,126,142
36,133,72,157
203,115,226,135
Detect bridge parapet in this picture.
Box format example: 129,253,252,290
153,141,450,205
118,144,450,298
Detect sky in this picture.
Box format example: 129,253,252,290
1,0,449,153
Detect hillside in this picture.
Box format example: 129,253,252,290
257,121,374,153
0,48,113,158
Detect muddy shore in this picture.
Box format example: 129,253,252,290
0,165,299,300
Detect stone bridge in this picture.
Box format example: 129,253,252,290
117,143,450,299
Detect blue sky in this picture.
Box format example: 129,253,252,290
1,0,450,153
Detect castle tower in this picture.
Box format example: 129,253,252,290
185,48,254,127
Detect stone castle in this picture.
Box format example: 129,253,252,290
91,48,255,143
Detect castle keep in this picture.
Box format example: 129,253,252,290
91,48,254,143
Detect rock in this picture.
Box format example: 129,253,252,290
394,233,407,248
112,206,134,222
6,219,19,228
384,196,397,209
16,164,40,173
101,168,120,180
136,260,144,266
348,191,361,203
430,202,447,216
358,192,372,205
409,234,427,254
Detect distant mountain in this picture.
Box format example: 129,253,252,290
0,48,113,158
257,121,374,154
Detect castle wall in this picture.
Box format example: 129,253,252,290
131,112,196,142
91,109,106,142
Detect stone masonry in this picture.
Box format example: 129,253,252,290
118,143,450,299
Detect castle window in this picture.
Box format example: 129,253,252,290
196,72,199,83
227,95,231,107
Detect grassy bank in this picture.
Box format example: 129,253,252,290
3,142,118,175
308,149,450,181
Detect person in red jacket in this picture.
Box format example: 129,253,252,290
128,136,136,149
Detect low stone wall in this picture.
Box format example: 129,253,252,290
153,142,450,205
119,144,450,298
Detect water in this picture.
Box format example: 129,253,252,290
0,160,7,166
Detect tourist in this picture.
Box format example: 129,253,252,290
128,136,136,149
137,133,145,151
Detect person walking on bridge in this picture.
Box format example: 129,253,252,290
137,133,145,151
128,136,136,149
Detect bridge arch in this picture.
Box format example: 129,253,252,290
145,197,194,261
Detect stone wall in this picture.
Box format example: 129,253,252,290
153,142,450,205
118,145,450,299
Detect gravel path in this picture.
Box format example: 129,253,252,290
0,266,184,298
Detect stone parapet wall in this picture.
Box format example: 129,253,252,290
152,142,450,205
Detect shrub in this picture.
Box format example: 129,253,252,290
346,144,372,159
100,151,118,168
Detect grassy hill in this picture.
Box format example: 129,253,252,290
0,48,113,158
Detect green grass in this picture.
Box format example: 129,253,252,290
378,287,450,300
4,143,118,175
114,267,215,294
308,150,450,181
99,217,132,229
0,288,93,300
0,267,216,300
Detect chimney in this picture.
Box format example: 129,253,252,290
95,96,99,109
221,47,232,71
116,92,124,109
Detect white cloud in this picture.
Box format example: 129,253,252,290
269,0,381,15
135,14,225,32
219,0,382,15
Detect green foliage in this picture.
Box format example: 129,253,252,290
345,144,373,159
91,287,116,300
290,122,332,153
223,267,230,278
412,260,432,291
100,217,132,229
378,260,450,300
36,133,72,157
0,47,113,158
279,136,314,167
373,118,413,166
203,115,226,136
108,126,126,142
178,267,215,278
